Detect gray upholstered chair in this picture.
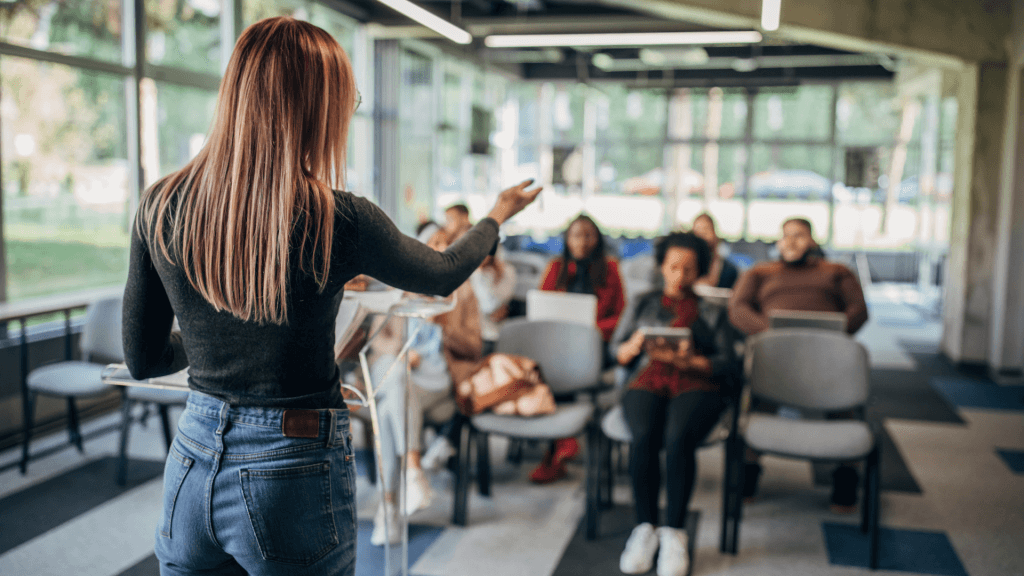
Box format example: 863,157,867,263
455,318,606,538
722,328,880,569
21,296,122,473
116,385,188,485
598,388,738,544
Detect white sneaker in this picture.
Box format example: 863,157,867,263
404,467,434,515
370,501,401,547
620,522,660,574
421,436,456,471
656,527,689,576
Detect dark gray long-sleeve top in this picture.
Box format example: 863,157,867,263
123,190,499,409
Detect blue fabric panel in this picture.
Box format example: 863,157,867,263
930,378,1024,411
823,522,968,576
356,520,444,576
996,448,1024,474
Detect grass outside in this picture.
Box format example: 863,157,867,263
5,239,128,303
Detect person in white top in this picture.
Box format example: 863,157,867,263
470,249,517,355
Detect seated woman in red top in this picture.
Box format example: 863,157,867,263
613,232,736,576
532,215,626,483
539,214,626,342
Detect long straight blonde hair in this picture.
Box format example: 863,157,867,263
139,17,357,325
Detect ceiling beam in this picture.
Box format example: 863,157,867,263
594,0,1009,67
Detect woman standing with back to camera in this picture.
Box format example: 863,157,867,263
122,17,539,576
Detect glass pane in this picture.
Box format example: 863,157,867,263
147,0,221,74
141,80,217,187
346,114,373,200
0,0,123,63
442,70,465,128
668,87,746,141
514,83,540,141
596,145,663,195
836,82,899,145
2,57,130,301
598,86,666,141
397,49,434,233
551,83,585,143
753,85,833,141
746,144,833,242
438,130,465,194
671,144,747,240
243,0,355,52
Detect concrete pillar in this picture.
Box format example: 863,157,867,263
940,63,1008,366
987,5,1024,374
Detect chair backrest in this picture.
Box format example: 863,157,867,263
80,296,124,363
745,328,869,412
496,318,603,395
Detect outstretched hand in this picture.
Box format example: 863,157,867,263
487,179,543,225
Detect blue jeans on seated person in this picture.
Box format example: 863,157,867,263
154,391,357,576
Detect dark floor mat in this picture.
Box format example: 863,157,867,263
0,456,164,554
117,554,158,576
552,505,700,576
867,368,964,424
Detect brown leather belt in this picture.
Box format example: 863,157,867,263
281,410,321,438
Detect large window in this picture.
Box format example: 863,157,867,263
0,0,370,304
499,79,953,257
0,1,124,62
1,58,130,301
147,0,222,74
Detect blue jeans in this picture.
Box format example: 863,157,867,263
154,391,357,575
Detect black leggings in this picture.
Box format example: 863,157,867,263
622,389,725,528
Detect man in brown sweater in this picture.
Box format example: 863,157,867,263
729,218,868,335
728,217,869,513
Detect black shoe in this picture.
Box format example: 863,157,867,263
742,463,762,499
830,466,859,513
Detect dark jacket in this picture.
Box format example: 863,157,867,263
611,290,740,393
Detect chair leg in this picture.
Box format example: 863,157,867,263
67,397,84,452
476,430,491,497
363,420,377,486
726,438,746,555
506,438,523,465
452,422,472,526
158,404,174,450
867,447,881,570
20,391,37,475
116,397,135,486
585,424,600,540
601,436,615,509
720,436,736,554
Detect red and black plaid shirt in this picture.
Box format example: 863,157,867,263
628,296,717,398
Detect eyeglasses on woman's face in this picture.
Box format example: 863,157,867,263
354,90,362,112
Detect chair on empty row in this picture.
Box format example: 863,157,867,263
21,297,122,473
21,295,186,483
721,328,881,569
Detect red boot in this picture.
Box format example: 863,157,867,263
529,452,567,484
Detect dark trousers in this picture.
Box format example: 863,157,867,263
622,389,724,529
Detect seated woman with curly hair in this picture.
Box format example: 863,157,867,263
613,231,738,576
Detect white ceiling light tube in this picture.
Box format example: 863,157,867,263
483,31,762,48
761,0,781,32
373,0,472,44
